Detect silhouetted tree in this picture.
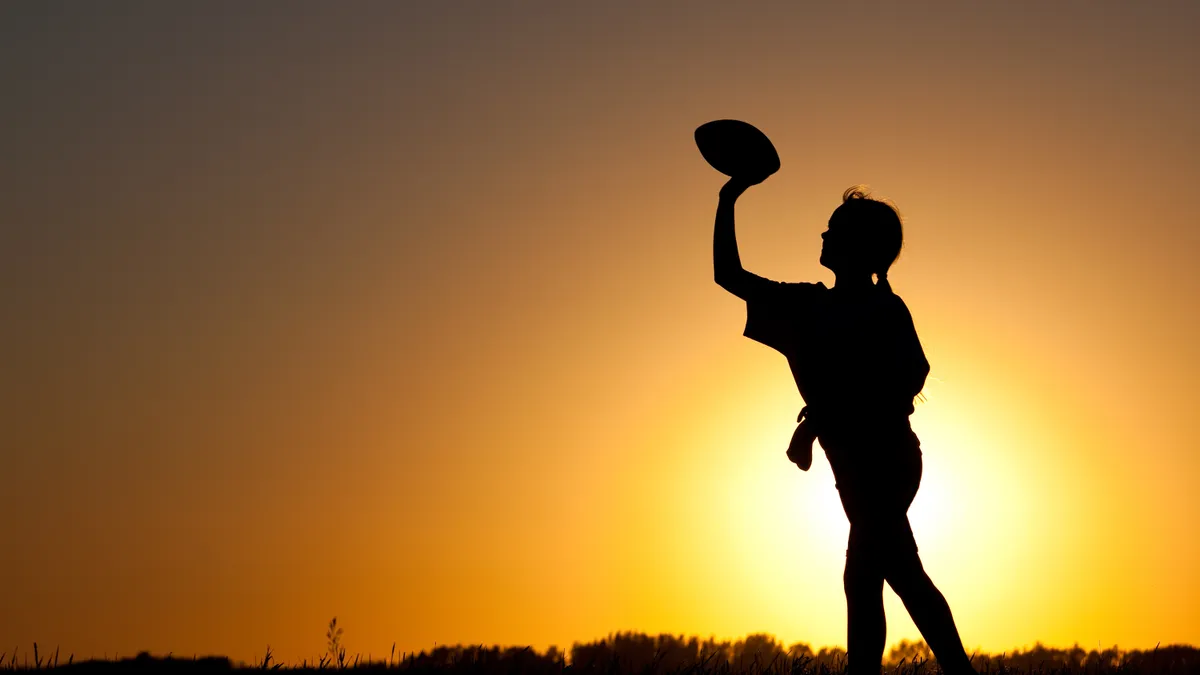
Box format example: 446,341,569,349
731,633,785,669
887,639,933,665
788,641,815,659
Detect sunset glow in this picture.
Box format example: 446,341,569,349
1,1,1198,666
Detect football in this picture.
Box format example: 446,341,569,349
694,119,781,181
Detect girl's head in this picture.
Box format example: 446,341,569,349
819,185,904,284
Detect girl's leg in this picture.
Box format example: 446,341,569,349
844,535,886,675
884,549,975,675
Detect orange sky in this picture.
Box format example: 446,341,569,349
2,1,1198,665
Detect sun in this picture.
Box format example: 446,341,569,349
604,347,1062,649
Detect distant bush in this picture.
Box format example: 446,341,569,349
5,633,1196,673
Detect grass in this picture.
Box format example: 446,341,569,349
1,628,1195,674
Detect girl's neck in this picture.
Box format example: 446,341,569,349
832,271,874,291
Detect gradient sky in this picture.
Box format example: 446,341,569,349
2,1,1198,665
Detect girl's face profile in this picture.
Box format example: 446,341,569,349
820,217,855,272
819,222,834,269
820,207,879,275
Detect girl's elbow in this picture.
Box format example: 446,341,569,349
714,268,731,289
714,272,744,297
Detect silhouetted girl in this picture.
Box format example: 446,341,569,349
713,178,975,675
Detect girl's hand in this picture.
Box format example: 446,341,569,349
786,421,817,472
719,177,754,201
720,173,769,199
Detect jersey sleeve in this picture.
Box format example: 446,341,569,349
743,281,824,355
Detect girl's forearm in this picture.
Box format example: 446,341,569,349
713,186,749,294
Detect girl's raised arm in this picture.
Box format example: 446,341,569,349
713,178,777,299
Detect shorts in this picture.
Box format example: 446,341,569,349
819,425,923,556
